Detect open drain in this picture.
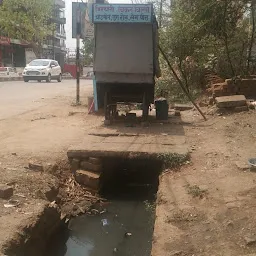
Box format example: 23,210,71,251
47,157,162,256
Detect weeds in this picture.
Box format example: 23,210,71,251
185,184,208,198
157,153,190,169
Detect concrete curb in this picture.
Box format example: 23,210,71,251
0,77,92,82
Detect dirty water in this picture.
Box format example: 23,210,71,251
47,159,160,256
48,195,156,256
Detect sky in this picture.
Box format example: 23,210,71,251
65,0,132,49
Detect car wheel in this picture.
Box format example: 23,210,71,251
24,78,29,82
46,74,51,83
57,74,62,82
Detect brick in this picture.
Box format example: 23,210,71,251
28,162,44,172
75,170,100,190
71,158,80,173
88,157,102,165
234,106,249,112
225,79,233,86
0,185,13,199
80,160,102,172
215,95,247,108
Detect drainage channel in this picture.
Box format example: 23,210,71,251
47,157,162,256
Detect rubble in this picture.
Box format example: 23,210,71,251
0,185,13,199
207,78,256,98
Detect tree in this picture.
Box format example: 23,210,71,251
156,0,256,103
0,0,54,57
81,38,94,66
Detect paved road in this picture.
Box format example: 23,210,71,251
0,80,92,120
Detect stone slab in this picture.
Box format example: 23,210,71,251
215,95,247,108
0,185,13,199
75,170,100,190
68,134,188,160
174,104,193,111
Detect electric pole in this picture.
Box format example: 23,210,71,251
76,2,81,105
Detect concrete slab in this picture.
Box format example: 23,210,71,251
215,95,247,108
68,122,188,160
174,104,193,111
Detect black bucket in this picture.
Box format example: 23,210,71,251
155,98,169,120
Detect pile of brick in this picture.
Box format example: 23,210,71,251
215,95,249,112
70,157,102,191
207,78,256,98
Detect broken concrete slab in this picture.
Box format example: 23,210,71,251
80,161,102,172
174,104,193,111
75,170,100,190
215,95,247,108
0,185,13,199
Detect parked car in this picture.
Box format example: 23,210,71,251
22,59,62,82
0,67,19,77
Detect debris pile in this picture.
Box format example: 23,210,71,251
207,78,256,98
58,173,102,218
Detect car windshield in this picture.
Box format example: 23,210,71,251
28,60,49,66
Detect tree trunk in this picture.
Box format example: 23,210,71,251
223,0,236,77
247,1,255,74
32,43,42,58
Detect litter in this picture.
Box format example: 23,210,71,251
4,199,19,208
125,232,132,237
101,219,108,226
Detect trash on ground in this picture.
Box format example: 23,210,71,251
125,232,132,237
4,199,20,208
101,219,108,226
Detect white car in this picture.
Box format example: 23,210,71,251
22,59,62,82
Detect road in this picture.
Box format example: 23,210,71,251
0,80,92,120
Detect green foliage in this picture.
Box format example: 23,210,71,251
157,152,190,169
156,0,255,103
0,0,54,56
81,38,94,66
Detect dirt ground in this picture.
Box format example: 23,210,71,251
0,80,104,254
153,109,256,256
1,79,256,256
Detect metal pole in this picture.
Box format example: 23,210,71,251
52,29,55,60
159,0,163,28
76,3,81,104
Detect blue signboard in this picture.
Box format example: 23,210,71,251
92,4,153,23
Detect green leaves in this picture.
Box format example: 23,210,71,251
156,0,255,102
0,0,53,54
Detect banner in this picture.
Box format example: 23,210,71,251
92,4,153,23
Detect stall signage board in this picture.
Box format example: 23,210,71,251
93,4,152,23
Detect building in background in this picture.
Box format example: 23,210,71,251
0,36,31,67
42,0,66,69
